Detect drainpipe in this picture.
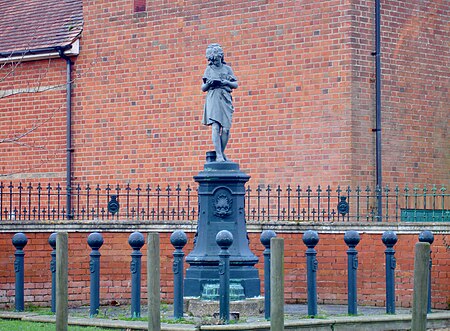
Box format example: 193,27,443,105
57,47,74,220
372,0,382,221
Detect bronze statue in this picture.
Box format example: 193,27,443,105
202,44,238,162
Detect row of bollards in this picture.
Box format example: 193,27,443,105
299,230,434,317
12,231,148,320
11,229,435,327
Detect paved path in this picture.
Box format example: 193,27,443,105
1,304,449,331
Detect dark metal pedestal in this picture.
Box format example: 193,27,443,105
184,153,260,299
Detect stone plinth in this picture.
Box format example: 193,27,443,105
185,297,264,318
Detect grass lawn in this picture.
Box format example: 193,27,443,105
0,319,122,331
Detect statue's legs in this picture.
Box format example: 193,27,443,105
212,122,225,162
221,128,230,161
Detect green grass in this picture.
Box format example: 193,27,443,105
0,319,123,331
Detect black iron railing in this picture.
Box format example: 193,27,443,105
0,182,448,222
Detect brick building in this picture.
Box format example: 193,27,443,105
1,0,448,187
0,0,449,310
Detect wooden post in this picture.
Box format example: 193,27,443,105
270,237,284,331
56,232,68,331
411,242,430,331
147,233,161,331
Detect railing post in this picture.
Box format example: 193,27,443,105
411,242,430,331
147,233,161,331
48,232,57,313
344,230,360,315
260,230,277,320
128,232,145,318
302,230,319,317
418,230,434,313
12,233,28,312
170,230,188,319
271,237,284,331
382,230,397,314
87,232,104,317
216,230,233,324
56,232,68,331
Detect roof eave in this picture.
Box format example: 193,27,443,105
0,38,80,63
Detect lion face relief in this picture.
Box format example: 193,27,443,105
214,193,232,218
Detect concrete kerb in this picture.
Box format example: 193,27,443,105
1,310,449,331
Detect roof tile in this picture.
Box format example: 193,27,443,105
0,0,83,54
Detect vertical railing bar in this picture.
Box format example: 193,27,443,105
126,183,131,219
266,185,271,221
277,185,281,221
18,183,23,221
86,184,91,220
375,185,381,222
365,186,370,222
355,186,361,222
47,183,52,221
37,183,42,220
297,185,302,221
423,185,427,222
441,185,446,221
115,184,121,220
413,186,418,222
287,185,291,220
156,185,161,220
346,186,351,222
186,185,191,221
431,185,436,222
326,185,331,221
137,184,141,221
404,185,409,209
56,184,61,219
146,185,151,221
106,184,111,220
96,185,100,219
167,185,171,222
8,182,13,220
395,186,399,222
423,185,427,210
246,186,251,221
336,186,341,222
317,185,322,222
306,186,311,221
176,184,181,221
430,185,435,221
27,183,32,221
257,186,261,221
76,184,81,219
384,185,390,222
0,182,3,221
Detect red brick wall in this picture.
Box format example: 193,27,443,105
379,0,449,186
0,0,448,188
0,231,448,309
0,60,67,179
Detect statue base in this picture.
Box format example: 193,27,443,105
184,152,261,299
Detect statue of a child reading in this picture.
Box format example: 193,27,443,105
201,43,238,162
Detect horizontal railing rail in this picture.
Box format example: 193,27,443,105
0,182,448,222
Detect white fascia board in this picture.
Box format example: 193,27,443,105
0,39,80,63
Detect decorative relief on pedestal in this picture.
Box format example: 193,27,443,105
214,192,232,218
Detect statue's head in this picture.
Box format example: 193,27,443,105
206,43,226,65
